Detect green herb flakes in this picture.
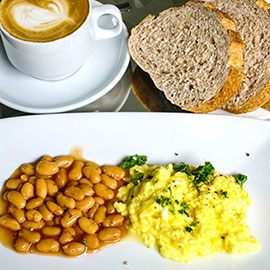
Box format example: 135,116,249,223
185,226,193,232
193,162,215,185
221,191,228,198
235,174,247,188
178,209,189,217
130,170,144,186
185,222,197,232
120,155,147,169
156,196,170,207
173,162,190,173
178,202,189,217
180,202,189,210
168,186,175,214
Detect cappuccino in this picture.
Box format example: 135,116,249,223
0,0,89,42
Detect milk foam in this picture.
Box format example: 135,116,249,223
10,0,75,32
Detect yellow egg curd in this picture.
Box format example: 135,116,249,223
115,163,260,262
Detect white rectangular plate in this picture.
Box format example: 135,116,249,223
0,113,269,270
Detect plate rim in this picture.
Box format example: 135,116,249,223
0,112,269,270
0,111,269,125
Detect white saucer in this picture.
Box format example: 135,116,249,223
72,64,132,112
0,0,130,114
0,64,132,117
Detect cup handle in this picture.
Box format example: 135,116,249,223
90,5,123,40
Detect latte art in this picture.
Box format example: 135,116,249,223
11,0,75,32
0,0,89,42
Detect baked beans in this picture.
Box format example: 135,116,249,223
0,155,127,257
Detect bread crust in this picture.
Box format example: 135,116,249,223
179,2,245,113
221,0,270,114
257,0,270,9
258,0,270,112
128,14,156,74
228,79,270,113
183,68,244,113
262,96,270,110
128,1,245,113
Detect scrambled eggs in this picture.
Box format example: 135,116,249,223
115,163,260,262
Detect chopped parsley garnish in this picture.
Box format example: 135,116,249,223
190,222,197,227
168,186,176,214
120,155,147,169
178,209,189,217
156,196,171,207
130,178,139,186
235,174,247,188
178,201,189,217
156,186,176,214
221,191,228,198
185,222,197,232
130,170,144,186
156,188,192,216
180,202,189,210
173,162,190,173
193,162,215,185
185,226,193,232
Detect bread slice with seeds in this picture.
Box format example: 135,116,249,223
128,1,244,113
213,0,270,113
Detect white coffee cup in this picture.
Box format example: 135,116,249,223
0,0,123,81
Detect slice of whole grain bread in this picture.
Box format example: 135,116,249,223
128,1,244,113
213,0,270,113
